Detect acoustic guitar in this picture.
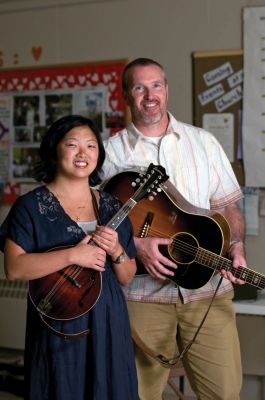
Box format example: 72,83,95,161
103,170,265,291
29,163,169,321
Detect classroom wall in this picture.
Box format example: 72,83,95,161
0,0,261,123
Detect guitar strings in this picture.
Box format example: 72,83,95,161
143,227,265,287
171,238,265,285
42,264,81,305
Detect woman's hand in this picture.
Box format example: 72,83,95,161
72,235,106,272
91,226,137,285
91,225,123,261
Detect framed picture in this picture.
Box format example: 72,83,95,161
12,146,39,181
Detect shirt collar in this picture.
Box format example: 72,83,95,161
127,112,181,150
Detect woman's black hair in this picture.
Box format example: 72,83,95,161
32,115,105,186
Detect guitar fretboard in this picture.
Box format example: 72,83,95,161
197,248,265,289
172,236,265,289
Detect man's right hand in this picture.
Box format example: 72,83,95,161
134,237,177,280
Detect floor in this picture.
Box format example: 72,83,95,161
0,393,22,400
0,389,196,400
0,346,197,400
0,348,23,400
0,381,196,400
0,382,197,399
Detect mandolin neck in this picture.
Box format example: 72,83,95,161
106,198,137,231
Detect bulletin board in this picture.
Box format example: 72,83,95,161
0,59,127,185
192,49,244,185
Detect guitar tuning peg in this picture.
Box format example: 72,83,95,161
157,187,162,192
131,182,136,187
148,195,154,201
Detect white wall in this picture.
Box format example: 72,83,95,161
0,0,261,123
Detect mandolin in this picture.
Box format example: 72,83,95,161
103,170,265,291
29,163,169,321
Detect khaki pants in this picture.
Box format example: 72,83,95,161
127,291,242,400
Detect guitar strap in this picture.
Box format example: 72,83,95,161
91,189,101,223
131,277,223,368
38,190,101,340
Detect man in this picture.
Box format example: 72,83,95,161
100,58,246,400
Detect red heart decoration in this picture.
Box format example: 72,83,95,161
31,46,42,61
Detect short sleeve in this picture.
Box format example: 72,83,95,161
0,195,36,253
201,132,243,208
117,217,136,260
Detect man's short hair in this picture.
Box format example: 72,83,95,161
122,58,167,93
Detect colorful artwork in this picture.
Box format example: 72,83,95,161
0,60,128,184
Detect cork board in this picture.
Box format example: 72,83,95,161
192,50,244,185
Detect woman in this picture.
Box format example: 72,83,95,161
0,115,138,400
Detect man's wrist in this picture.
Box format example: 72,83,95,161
229,240,244,250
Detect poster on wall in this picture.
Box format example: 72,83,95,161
0,59,127,183
202,113,234,162
0,95,10,181
192,50,244,185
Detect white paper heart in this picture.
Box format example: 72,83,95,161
29,81,36,90
78,75,86,85
68,75,75,83
111,100,118,110
103,73,111,83
109,82,117,92
57,76,64,84
51,80,59,89
91,73,99,82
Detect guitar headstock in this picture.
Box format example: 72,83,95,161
132,163,169,203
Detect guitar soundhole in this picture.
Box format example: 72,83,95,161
169,233,198,264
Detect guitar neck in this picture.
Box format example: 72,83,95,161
197,248,265,289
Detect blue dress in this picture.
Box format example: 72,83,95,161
0,186,138,400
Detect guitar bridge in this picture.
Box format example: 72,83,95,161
140,212,154,238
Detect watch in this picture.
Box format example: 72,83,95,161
112,249,126,264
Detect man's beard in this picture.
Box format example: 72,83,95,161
133,105,166,126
